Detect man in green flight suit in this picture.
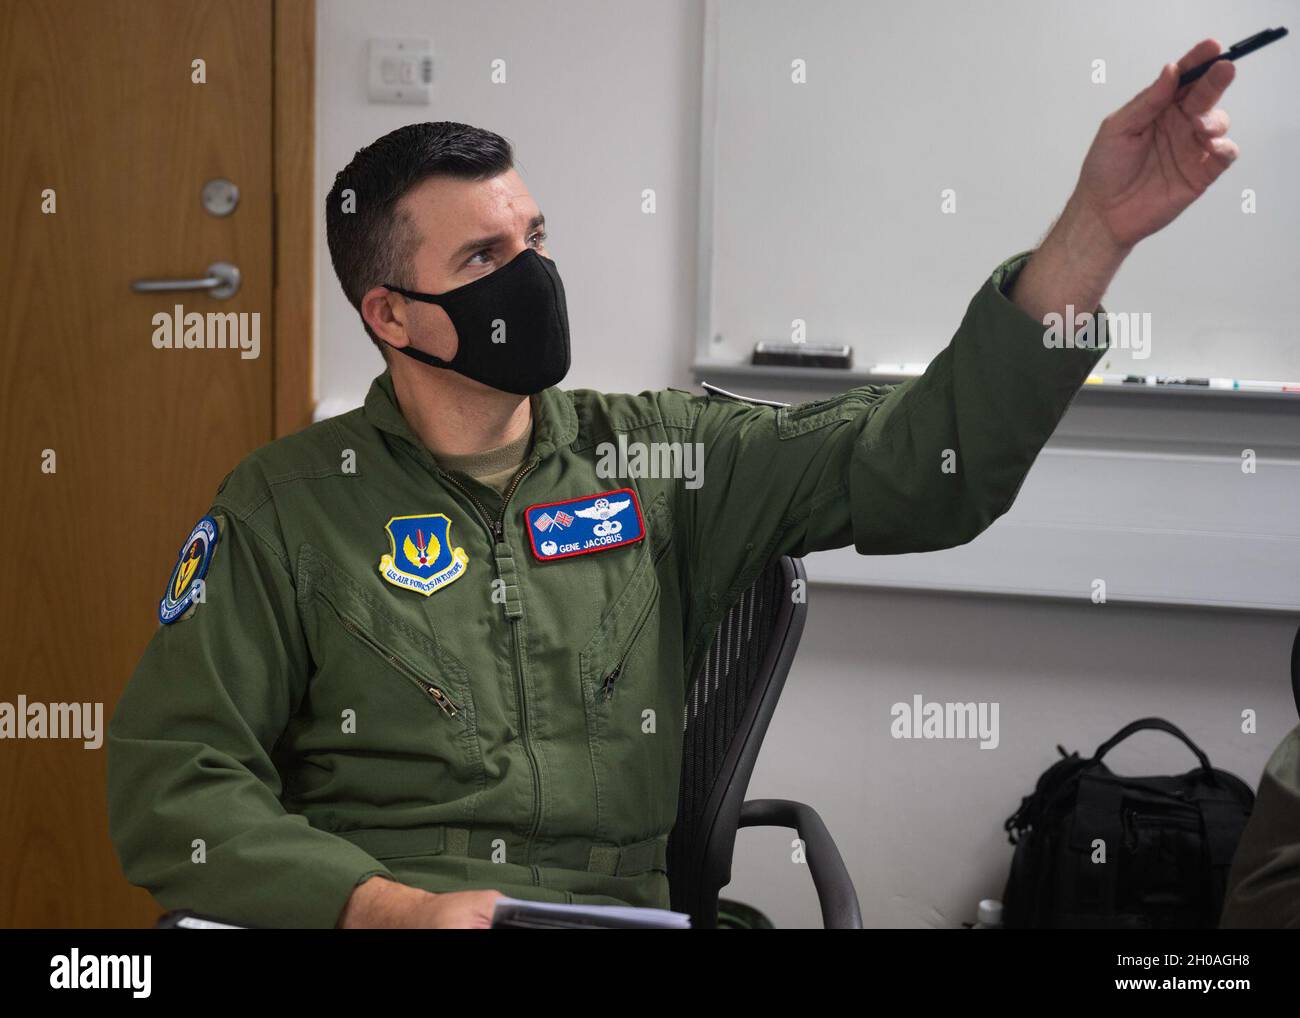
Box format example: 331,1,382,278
107,39,1242,928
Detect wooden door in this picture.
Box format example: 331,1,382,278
0,0,309,927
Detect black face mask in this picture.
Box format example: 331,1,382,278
381,248,571,396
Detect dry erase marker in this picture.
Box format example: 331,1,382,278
1083,374,1183,386
1119,375,1214,386
1178,27,1288,87
1143,376,1295,389
1086,375,1300,392
1229,379,1300,392
1204,377,1286,391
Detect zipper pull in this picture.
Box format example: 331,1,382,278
421,681,461,718
600,664,622,702
493,541,523,620
598,597,656,703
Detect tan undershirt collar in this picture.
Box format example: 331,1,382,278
432,420,534,495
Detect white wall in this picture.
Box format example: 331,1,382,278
317,0,1299,928
316,0,703,413
734,586,1296,928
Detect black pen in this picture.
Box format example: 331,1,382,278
1178,26,1288,87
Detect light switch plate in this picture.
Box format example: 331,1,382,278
368,38,433,105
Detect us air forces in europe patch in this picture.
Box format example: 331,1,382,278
378,513,470,596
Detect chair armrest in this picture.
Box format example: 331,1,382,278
738,798,863,929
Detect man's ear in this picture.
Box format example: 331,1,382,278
361,285,411,350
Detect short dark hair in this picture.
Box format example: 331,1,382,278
325,122,515,352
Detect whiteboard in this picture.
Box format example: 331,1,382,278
699,0,1300,383
696,0,1300,611
690,365,1300,612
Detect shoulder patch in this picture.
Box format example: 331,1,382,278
160,515,220,624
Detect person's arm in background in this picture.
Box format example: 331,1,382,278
1219,724,1300,928
674,39,1239,667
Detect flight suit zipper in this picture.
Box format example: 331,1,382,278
599,585,659,702
322,598,463,718
437,457,545,851
437,459,535,546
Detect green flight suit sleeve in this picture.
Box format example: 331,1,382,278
106,502,395,929
679,251,1104,644
1219,724,1300,928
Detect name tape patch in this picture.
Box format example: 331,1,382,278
524,488,645,562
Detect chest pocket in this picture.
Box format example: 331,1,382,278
578,492,681,843
578,491,674,698
292,543,484,812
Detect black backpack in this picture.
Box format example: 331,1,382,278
1001,718,1254,928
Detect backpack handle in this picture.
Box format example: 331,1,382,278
1090,717,1215,777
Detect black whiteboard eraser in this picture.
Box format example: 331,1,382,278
751,342,853,369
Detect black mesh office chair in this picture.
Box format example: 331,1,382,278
667,555,861,929
1291,623,1300,720
156,554,861,930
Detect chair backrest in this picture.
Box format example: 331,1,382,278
1292,622,1300,720
667,555,808,927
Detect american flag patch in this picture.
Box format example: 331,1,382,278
534,512,555,531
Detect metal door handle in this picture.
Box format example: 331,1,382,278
131,261,241,299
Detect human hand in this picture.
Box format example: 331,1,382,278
1072,38,1238,251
